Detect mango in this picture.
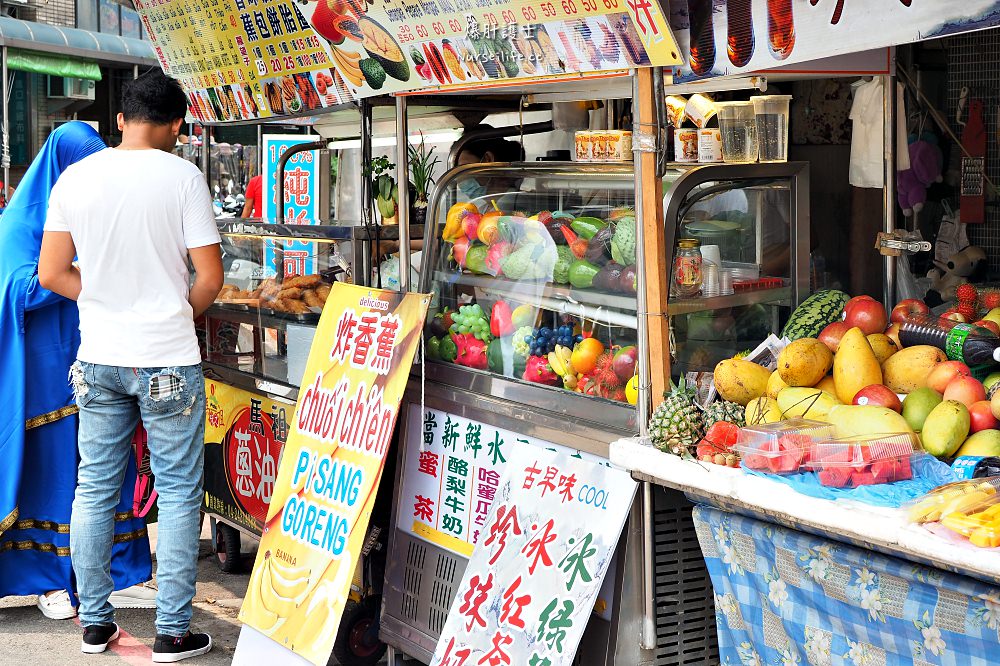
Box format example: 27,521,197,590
866,333,899,366
767,370,789,400
921,400,971,458
902,387,943,432
833,327,882,404
955,429,1000,457
776,387,840,421
882,345,948,394
826,404,913,440
745,396,782,425
814,374,837,395
715,358,770,406
777,338,834,387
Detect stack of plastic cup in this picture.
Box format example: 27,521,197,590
719,268,734,295
702,262,719,298
752,95,792,162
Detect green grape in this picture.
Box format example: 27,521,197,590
459,324,470,334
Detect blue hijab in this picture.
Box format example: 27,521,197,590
0,122,151,597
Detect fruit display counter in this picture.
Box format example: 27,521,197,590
614,288,1000,664
378,159,811,664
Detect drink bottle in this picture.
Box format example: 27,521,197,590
767,0,795,60
898,314,1000,365
688,0,716,75
952,456,1000,480
726,0,754,67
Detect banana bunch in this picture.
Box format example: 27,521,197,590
333,47,363,87
547,345,577,389
244,553,312,635
908,480,999,524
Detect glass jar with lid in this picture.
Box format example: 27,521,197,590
674,238,703,298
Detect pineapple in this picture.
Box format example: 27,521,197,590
648,378,704,456
702,399,745,429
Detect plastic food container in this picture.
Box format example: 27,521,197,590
809,433,919,488
751,94,792,162
734,418,834,475
574,131,593,161
601,130,633,161
685,93,718,128
907,478,1000,547
674,128,699,163
716,101,758,163
665,95,687,127
698,128,722,162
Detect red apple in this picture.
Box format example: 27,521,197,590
943,375,987,407
844,295,876,312
853,384,903,413
818,321,851,353
974,320,1000,336
890,298,932,324
885,323,902,349
968,400,999,433
926,360,972,394
941,309,967,323
844,298,888,335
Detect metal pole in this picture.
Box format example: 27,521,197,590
395,95,411,293
201,125,211,186
3,46,10,196
883,72,897,307
631,68,657,652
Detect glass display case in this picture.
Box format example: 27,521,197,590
420,161,808,432
196,220,422,397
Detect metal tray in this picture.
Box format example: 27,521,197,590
259,307,321,323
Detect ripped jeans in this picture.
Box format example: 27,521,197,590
69,362,205,637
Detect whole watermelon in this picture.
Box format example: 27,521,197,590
780,289,850,340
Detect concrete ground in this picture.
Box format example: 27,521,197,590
0,520,259,666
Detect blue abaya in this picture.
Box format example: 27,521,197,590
0,121,151,597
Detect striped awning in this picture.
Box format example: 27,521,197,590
0,16,156,67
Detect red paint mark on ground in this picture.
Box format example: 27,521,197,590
74,617,154,665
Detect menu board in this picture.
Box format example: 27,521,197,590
135,0,681,121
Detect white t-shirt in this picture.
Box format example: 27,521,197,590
45,148,221,367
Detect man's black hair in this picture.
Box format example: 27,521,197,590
461,125,525,162
121,69,188,124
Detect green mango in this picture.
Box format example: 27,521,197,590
487,338,505,373
570,217,607,240
568,259,601,289
426,336,441,360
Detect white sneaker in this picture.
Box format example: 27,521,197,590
37,589,77,620
109,581,157,609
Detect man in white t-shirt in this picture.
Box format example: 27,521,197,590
39,70,222,663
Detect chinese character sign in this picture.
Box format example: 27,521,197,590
136,0,681,121
671,0,1000,82
262,134,323,223
238,283,429,666
398,405,607,557
430,447,636,666
203,380,294,534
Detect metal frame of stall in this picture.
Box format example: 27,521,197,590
377,67,816,665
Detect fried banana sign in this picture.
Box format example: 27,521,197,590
238,283,429,666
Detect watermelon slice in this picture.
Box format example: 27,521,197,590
778,434,813,466
869,459,896,483
819,468,851,487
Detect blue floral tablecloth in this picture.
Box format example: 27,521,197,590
693,505,1000,666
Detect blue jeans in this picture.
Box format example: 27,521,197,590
70,362,205,637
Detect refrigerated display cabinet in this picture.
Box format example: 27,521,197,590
417,161,810,435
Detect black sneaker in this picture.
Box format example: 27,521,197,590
82,622,119,654
152,632,213,663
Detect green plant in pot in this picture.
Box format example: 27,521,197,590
408,132,439,226
367,155,399,225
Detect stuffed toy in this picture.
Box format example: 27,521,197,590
898,134,944,216
926,245,987,306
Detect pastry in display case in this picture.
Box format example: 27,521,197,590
420,161,809,428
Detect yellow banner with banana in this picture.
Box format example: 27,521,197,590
238,283,430,666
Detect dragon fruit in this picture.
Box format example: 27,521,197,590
523,355,560,386
453,333,488,370
485,241,512,276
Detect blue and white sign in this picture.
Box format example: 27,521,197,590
262,134,322,278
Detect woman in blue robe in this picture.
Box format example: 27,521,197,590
0,121,153,617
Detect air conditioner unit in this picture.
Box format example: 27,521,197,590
47,76,95,101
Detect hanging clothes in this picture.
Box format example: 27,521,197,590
0,121,151,599
849,78,910,188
